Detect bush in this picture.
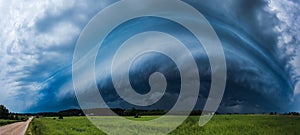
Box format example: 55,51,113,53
15,114,19,120
134,114,141,118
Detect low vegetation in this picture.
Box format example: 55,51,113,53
171,115,300,135
28,117,105,135
27,115,300,135
0,119,21,126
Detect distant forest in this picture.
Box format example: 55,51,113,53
1,104,299,118
22,108,300,117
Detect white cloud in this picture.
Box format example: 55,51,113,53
0,0,112,112
266,1,300,96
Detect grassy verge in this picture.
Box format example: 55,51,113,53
25,118,33,135
0,119,21,126
29,117,105,135
27,115,300,135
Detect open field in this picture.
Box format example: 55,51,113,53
27,115,300,135
0,119,21,126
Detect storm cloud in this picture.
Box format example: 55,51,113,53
0,0,299,113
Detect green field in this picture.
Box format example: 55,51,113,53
27,115,300,135
0,119,20,126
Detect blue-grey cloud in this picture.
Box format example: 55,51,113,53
0,0,299,113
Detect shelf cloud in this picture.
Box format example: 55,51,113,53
0,0,299,113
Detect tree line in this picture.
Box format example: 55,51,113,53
2,104,300,118
0,105,28,121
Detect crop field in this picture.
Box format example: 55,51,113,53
27,115,300,135
0,119,20,126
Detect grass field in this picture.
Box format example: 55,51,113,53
27,115,300,135
0,119,20,126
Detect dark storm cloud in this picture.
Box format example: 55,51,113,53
1,0,299,113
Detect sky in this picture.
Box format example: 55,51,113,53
0,0,299,113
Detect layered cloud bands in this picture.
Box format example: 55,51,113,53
0,0,299,113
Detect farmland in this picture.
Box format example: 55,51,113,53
27,115,300,135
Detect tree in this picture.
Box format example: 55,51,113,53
58,115,64,119
0,105,9,119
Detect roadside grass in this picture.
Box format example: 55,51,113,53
28,115,300,135
29,117,105,135
0,119,20,126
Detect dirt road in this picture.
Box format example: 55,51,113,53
0,117,33,135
